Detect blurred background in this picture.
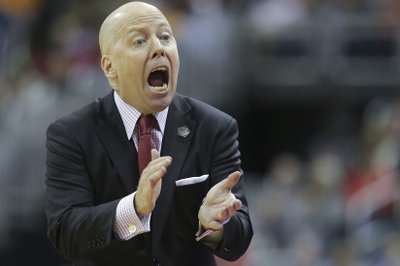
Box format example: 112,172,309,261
1,0,400,265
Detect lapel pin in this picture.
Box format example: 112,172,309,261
177,126,190,138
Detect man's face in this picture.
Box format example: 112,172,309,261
102,3,180,114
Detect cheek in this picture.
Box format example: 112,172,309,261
166,43,179,64
120,64,144,87
120,51,145,75
170,52,180,80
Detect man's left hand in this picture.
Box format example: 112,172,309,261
198,171,242,231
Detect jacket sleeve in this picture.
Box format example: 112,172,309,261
208,117,253,261
45,121,119,261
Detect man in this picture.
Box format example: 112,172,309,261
45,2,253,265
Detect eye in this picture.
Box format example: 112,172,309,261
133,38,147,46
160,33,171,42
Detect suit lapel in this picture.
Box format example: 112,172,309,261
152,95,196,254
95,92,138,194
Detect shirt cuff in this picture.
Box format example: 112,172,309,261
196,218,230,241
113,192,151,240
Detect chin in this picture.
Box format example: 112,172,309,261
151,98,173,113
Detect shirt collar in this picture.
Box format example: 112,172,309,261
113,91,168,140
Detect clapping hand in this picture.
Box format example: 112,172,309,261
134,149,172,218
198,171,242,233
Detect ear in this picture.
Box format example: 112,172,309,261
101,55,118,89
101,55,116,79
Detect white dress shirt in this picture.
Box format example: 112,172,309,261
112,91,168,240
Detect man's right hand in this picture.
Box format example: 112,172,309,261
134,149,172,218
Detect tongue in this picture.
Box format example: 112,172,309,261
148,71,164,87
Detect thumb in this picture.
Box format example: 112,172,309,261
221,171,241,190
151,149,160,160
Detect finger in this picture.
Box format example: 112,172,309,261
224,200,242,218
232,199,242,210
207,220,224,231
140,157,171,185
218,207,230,221
221,171,241,190
149,155,172,165
148,166,166,187
145,156,172,173
151,149,160,160
149,156,172,168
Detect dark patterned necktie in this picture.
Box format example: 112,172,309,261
138,114,157,175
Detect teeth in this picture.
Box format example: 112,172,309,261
151,67,167,73
151,82,168,92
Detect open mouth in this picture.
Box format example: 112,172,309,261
147,66,169,92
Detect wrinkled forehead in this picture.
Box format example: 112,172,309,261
111,6,170,35
99,3,171,54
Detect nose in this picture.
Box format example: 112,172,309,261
151,37,165,59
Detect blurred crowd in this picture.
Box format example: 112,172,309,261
248,97,400,265
1,0,400,265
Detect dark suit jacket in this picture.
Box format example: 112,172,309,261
45,92,253,266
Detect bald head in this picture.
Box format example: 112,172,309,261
97,1,179,113
99,2,168,55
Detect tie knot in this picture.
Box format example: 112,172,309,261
138,114,157,136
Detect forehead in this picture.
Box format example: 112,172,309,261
115,9,170,34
